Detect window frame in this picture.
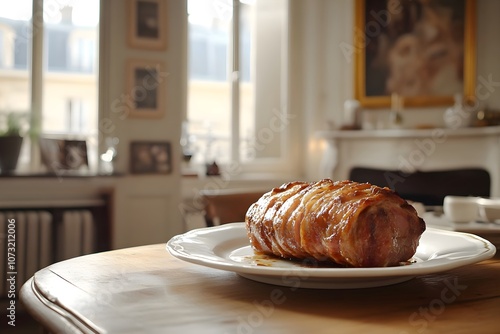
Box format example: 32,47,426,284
186,0,298,178
17,0,102,172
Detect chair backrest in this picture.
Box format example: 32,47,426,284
199,189,268,227
349,167,491,206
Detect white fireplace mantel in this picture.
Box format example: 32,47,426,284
316,126,500,197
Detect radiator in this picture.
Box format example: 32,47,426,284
0,209,97,296
57,210,96,261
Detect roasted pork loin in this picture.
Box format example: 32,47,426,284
245,179,426,267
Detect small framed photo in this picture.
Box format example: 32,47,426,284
39,138,88,171
126,59,167,118
127,0,167,50
130,141,172,174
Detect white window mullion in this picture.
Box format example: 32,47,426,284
230,0,240,164
30,0,44,170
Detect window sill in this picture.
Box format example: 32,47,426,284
0,170,123,179
181,172,298,200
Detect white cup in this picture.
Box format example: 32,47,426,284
477,198,500,222
443,196,480,223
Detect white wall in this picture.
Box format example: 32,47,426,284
100,0,186,248
477,0,500,109
289,0,355,181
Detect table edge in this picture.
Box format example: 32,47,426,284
20,277,98,334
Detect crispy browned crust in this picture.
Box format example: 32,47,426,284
245,179,426,267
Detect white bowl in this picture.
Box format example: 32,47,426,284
477,198,500,222
443,196,480,223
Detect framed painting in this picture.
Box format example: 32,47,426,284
127,0,167,50
126,59,167,118
354,0,476,108
130,141,172,174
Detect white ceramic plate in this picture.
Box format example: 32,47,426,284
166,223,496,289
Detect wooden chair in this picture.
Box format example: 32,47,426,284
199,189,268,227
349,167,491,206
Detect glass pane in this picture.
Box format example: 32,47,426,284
0,0,33,168
239,2,254,162
187,0,231,166
242,0,287,161
0,0,32,113
42,0,99,168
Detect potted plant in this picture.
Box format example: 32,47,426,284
0,112,28,173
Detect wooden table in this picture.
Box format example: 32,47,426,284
21,241,500,333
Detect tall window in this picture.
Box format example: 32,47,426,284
185,0,290,173
0,0,99,171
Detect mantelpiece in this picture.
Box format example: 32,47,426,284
316,126,500,197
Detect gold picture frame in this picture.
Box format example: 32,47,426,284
127,0,167,50
126,59,167,118
354,0,476,108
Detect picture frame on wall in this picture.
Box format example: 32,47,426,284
127,0,167,50
126,59,167,118
130,141,172,174
354,0,476,108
